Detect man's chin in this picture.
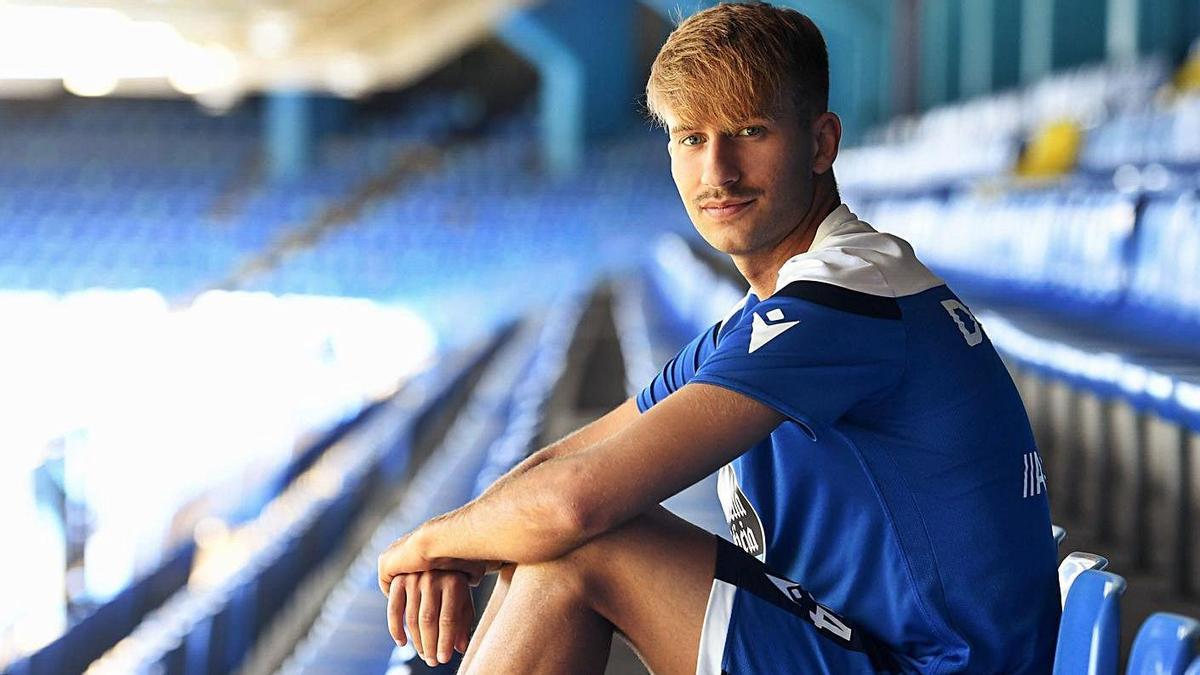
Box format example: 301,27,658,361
698,233,758,257
692,222,751,252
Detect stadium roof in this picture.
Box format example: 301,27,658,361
0,0,533,102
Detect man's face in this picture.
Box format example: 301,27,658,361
665,98,816,257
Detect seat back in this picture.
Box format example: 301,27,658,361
1053,569,1126,675
1059,551,1109,608
1126,612,1200,675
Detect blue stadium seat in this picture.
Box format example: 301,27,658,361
1058,552,1109,608
1053,569,1127,675
1126,613,1200,675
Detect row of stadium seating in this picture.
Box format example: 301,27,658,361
281,290,584,674
239,122,688,343
642,239,1200,675
857,189,1200,348
0,318,503,675
840,54,1200,194
281,272,733,674
849,182,1200,555
0,94,692,353
0,93,471,298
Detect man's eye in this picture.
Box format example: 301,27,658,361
738,126,764,137
680,134,702,146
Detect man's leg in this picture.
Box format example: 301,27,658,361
460,563,614,673
460,506,718,675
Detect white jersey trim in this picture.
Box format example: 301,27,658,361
695,579,736,675
774,204,943,299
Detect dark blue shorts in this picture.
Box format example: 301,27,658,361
697,537,900,674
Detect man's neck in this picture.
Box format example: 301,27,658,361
732,187,841,300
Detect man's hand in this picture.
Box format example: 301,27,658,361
377,524,496,596
387,571,475,666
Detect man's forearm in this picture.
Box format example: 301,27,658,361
392,398,641,573
473,397,639,501
419,452,592,565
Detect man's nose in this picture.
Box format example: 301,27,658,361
700,137,740,188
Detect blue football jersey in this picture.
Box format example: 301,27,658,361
638,205,1060,673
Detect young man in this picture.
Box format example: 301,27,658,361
379,3,1061,673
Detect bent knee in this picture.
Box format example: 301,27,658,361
514,513,673,608
509,556,592,606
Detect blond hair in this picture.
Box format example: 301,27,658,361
646,2,829,131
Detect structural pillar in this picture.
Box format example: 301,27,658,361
265,91,316,182
1021,0,1107,82
1110,0,1193,62
1020,0,1054,83
1052,0,1107,69
960,0,1023,98
499,0,637,175
892,0,921,117
921,0,962,107
497,14,584,176
960,0,996,98
1107,0,1141,62
991,0,1022,90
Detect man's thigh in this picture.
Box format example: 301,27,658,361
578,507,886,675
574,506,717,675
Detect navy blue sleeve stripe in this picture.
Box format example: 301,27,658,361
695,320,720,370
776,280,902,320
637,320,722,413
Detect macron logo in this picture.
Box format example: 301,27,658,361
749,308,800,353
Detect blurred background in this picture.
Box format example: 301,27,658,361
2,0,1200,673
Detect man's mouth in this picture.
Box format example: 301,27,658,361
700,199,755,220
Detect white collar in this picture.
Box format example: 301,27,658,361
807,203,865,252
741,204,865,301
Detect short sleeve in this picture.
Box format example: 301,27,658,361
636,320,720,413
689,295,906,427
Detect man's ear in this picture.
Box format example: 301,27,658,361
810,112,842,175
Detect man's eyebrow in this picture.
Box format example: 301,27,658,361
668,118,774,135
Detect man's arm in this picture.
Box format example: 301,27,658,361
472,396,640,501
378,383,783,585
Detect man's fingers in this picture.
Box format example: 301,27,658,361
439,558,488,586
437,578,465,664
404,574,423,658
388,570,473,664
386,576,407,646
459,580,476,654
417,575,442,667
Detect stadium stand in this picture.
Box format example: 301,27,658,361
279,290,583,674
0,94,482,300
234,119,689,343
0,98,258,297
6,9,1200,674
40,324,510,675
838,58,1169,195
